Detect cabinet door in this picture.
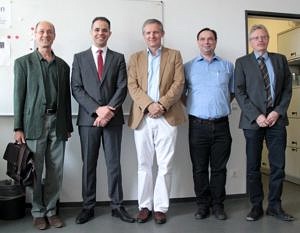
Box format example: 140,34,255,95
287,87,300,119
278,27,300,61
285,146,300,180
286,118,300,147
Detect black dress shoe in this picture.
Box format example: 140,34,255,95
212,206,227,220
195,207,210,219
266,207,294,221
112,206,135,223
246,206,263,221
75,209,94,224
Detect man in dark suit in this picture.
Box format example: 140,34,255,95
14,21,73,230
235,24,294,222
71,16,134,224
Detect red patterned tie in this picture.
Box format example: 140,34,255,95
97,49,103,80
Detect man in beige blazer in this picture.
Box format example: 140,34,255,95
128,18,186,224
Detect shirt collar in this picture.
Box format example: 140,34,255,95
35,49,56,62
147,47,162,57
91,45,108,55
254,51,269,61
196,53,220,62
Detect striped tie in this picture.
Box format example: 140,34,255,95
258,56,272,108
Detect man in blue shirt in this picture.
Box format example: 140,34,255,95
184,28,234,220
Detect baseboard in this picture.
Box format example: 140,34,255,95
25,194,248,208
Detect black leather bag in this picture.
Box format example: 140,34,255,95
3,143,36,187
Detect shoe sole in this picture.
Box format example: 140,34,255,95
266,212,294,221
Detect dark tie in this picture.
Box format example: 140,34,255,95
258,56,272,108
97,49,103,80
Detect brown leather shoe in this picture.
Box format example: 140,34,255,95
47,215,64,228
33,217,48,230
154,211,167,224
136,208,152,223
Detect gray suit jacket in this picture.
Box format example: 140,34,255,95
14,50,73,140
234,52,292,129
71,48,127,126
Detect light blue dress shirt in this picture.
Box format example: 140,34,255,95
147,48,161,102
184,54,234,119
254,52,275,105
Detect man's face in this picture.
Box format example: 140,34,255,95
249,29,269,54
35,22,55,49
197,30,217,56
91,20,112,48
143,23,164,50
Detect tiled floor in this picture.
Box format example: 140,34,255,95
0,177,299,233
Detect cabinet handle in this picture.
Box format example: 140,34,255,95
291,141,298,145
291,148,298,152
291,52,297,57
291,112,298,115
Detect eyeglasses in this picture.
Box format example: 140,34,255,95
250,36,269,41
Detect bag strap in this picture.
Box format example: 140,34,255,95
17,144,27,176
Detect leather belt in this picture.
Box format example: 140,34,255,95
45,108,57,114
189,115,228,124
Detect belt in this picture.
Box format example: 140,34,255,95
189,115,228,124
45,108,57,114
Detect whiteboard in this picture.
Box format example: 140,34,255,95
0,0,163,115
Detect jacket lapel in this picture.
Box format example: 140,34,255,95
86,48,99,82
101,49,113,83
141,50,148,91
159,47,168,86
31,52,46,102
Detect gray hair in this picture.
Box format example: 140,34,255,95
249,24,269,39
35,21,56,35
142,18,164,34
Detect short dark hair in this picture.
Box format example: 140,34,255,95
142,18,164,34
91,17,111,29
197,27,217,40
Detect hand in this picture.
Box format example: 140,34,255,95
147,102,165,118
95,106,115,122
256,114,268,128
67,132,72,138
266,111,279,127
93,116,110,127
14,130,26,144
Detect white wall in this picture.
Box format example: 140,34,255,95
1,0,300,202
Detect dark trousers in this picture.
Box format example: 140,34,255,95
243,124,286,209
78,125,123,210
189,116,232,208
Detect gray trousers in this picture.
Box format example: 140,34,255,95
27,114,65,218
78,125,123,209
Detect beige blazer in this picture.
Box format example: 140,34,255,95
128,47,186,129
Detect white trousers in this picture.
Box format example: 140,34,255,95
134,116,178,213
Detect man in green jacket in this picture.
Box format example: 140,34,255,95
14,21,73,230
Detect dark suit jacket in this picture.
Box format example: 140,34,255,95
234,52,292,129
71,48,127,126
14,50,73,140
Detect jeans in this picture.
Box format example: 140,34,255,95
243,124,286,208
189,116,232,208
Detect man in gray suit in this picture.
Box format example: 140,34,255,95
71,16,134,224
235,24,294,222
14,21,73,230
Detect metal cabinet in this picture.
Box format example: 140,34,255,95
278,26,300,63
285,146,300,183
